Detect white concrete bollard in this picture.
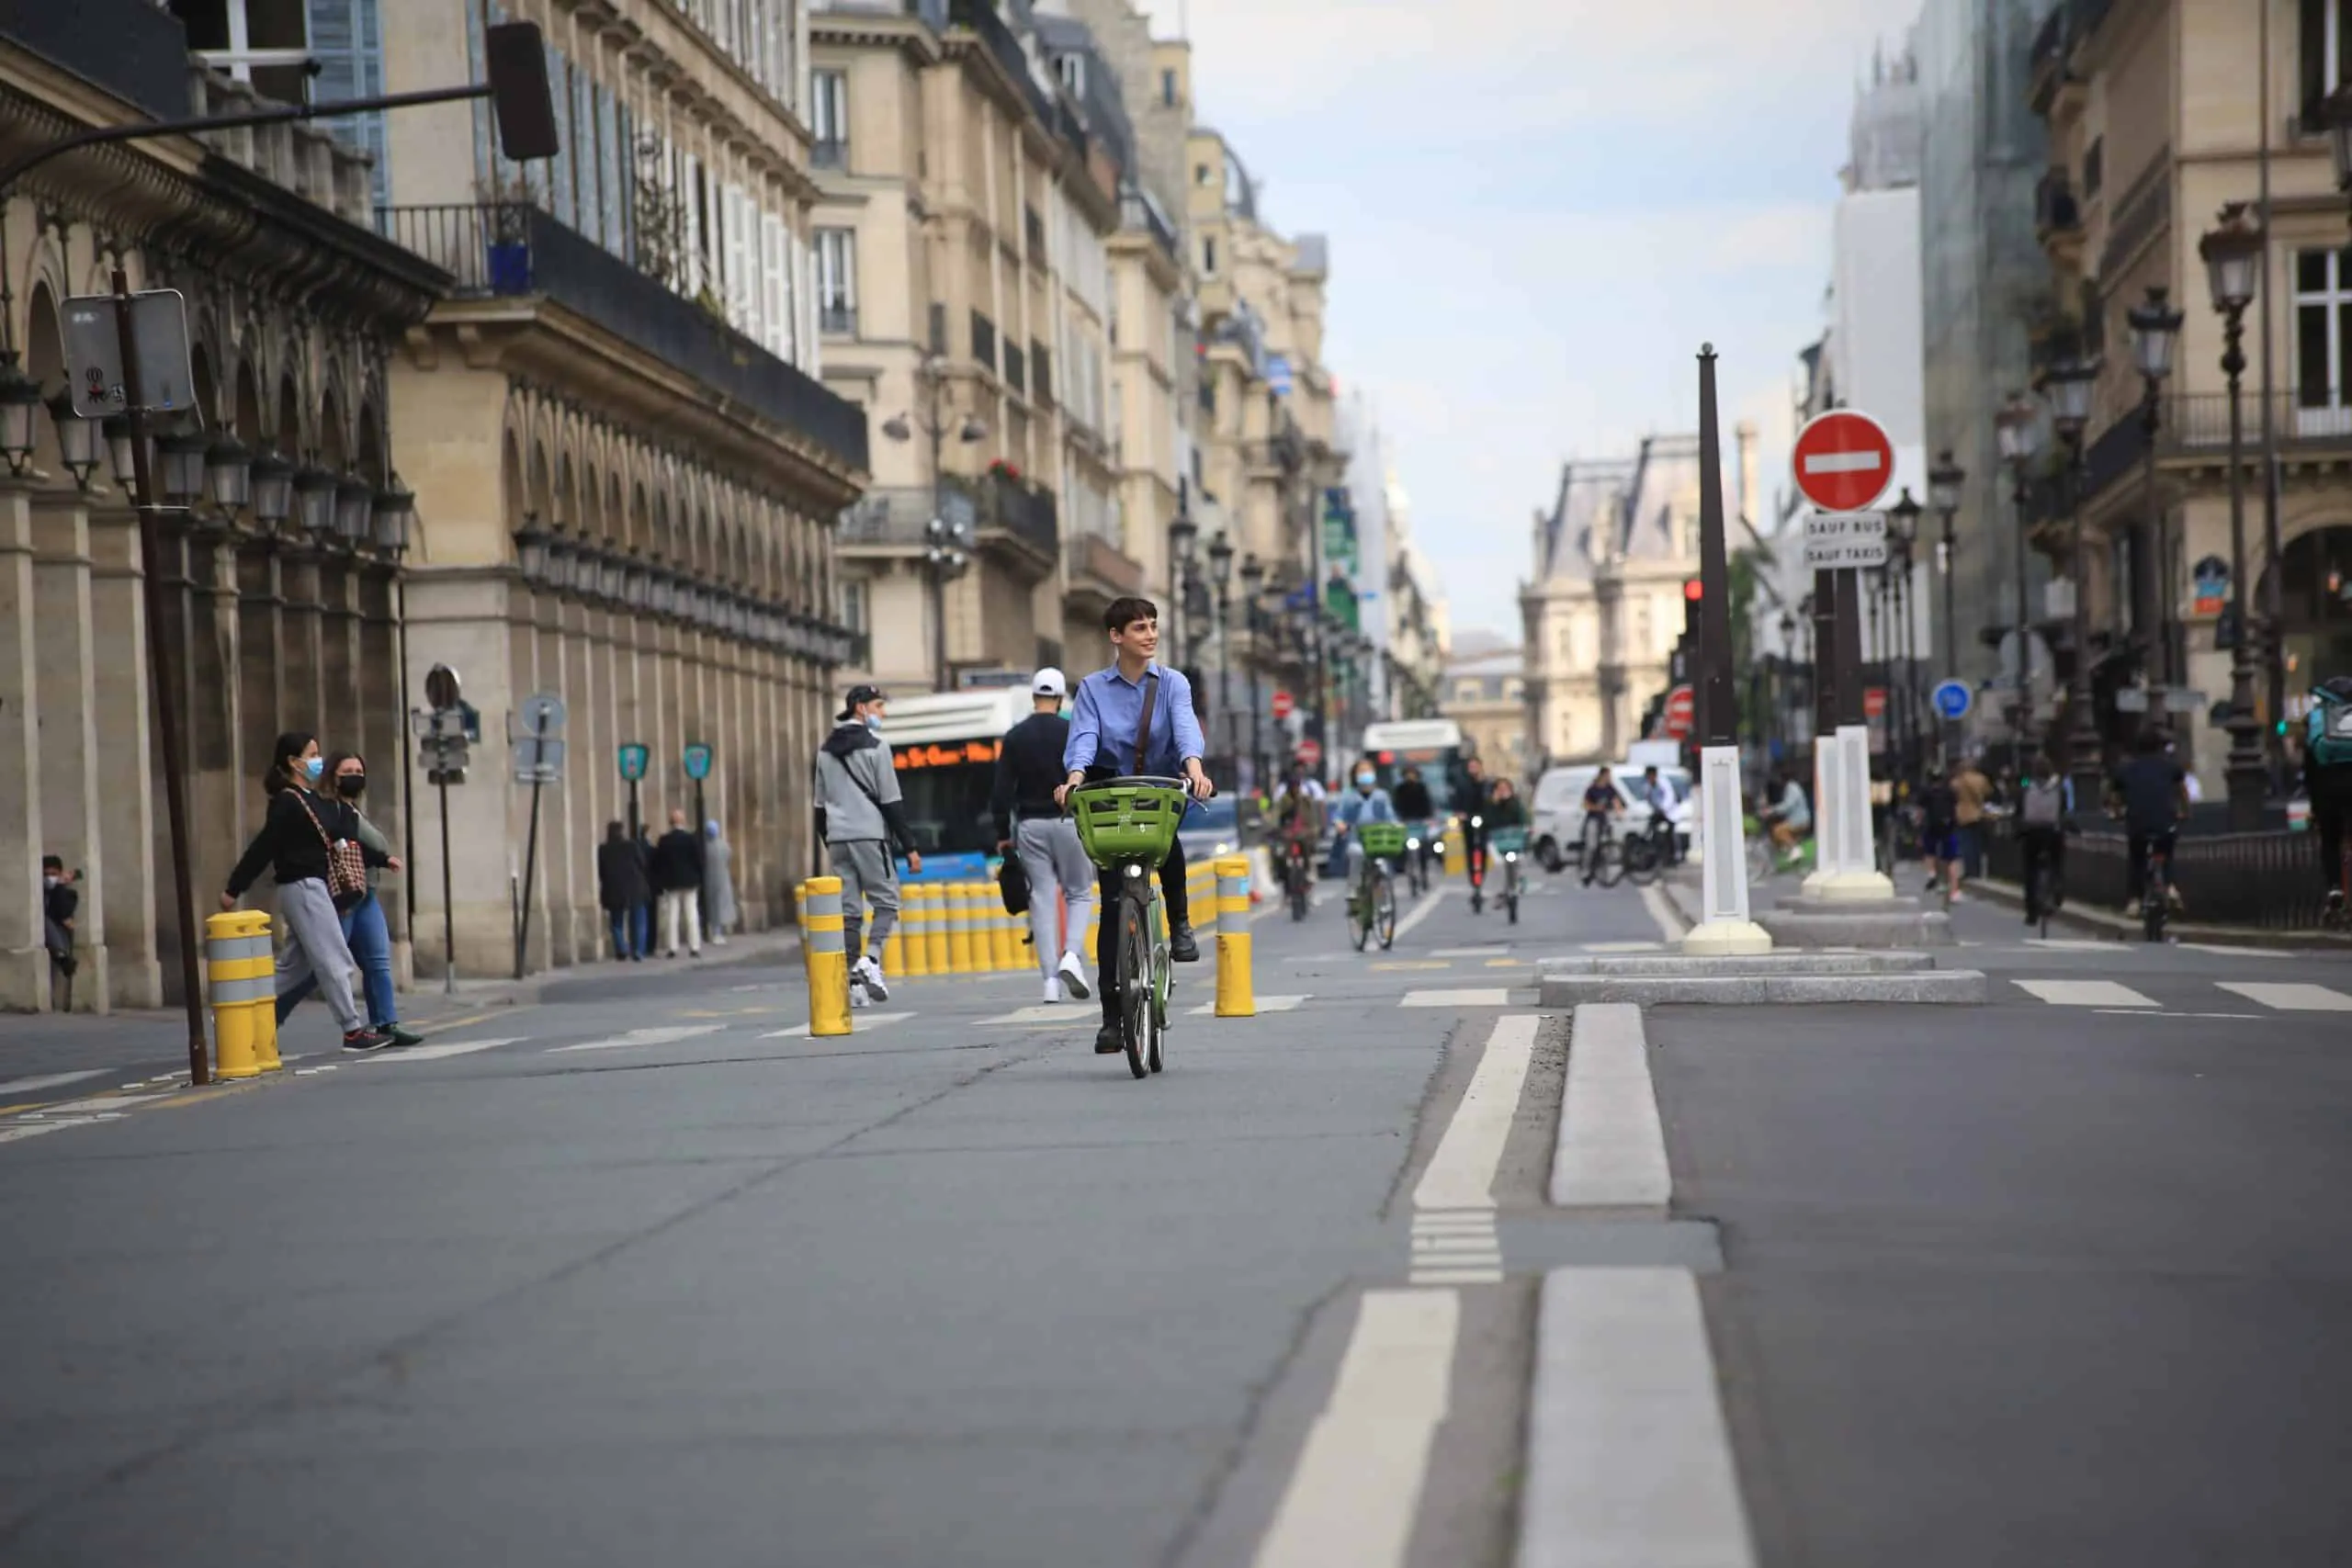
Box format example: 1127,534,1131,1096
1680,744,1771,954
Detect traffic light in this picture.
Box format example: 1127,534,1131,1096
1683,578,1702,602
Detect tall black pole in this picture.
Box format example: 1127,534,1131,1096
2221,302,2266,828
1695,346,1736,748
114,265,208,1085
1813,569,1839,745
513,707,547,979
2063,435,2101,805
437,773,457,995
928,379,949,694
1834,568,1865,730
1248,608,1263,791
2012,460,2032,756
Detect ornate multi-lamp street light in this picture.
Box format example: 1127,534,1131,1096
2038,350,2102,805
2123,283,2185,729
881,352,984,692
2199,201,2268,829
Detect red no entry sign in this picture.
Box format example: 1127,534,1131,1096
1663,683,1696,741
1791,409,1894,513
1272,688,1295,719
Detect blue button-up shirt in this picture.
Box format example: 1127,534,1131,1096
1063,661,1206,778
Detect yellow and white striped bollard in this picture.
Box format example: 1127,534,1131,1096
1214,854,1255,1017
204,909,272,1079
800,877,852,1035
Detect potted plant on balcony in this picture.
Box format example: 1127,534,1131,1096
987,457,1024,488
477,175,534,294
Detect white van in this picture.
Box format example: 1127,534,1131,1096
1531,761,1693,872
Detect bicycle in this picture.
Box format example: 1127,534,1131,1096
1490,826,1528,923
1403,820,1435,897
2140,835,2172,944
2019,828,2064,941
1069,776,1188,1080
1578,814,1624,889
1348,821,1406,952
1620,818,1673,887
1277,830,1315,921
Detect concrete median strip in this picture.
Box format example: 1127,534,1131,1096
1538,951,1987,1006
1550,1004,1670,1213
1518,1269,1758,1568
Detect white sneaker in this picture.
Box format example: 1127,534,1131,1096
1041,977,1063,1004
855,954,890,1003
848,977,871,1009
1057,950,1092,1000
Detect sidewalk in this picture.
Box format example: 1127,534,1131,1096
1968,876,2352,951
0,926,804,1092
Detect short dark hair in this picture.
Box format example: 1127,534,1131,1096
1103,595,1159,633
41,853,63,874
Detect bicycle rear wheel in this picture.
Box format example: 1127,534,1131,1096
1348,874,1374,951
1374,867,1397,949
1117,893,1149,1079
1504,867,1520,924
1148,941,1169,1074
1622,835,1660,887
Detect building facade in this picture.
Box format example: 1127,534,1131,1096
2022,0,2352,796
3,1,445,1010
1441,645,1527,784
377,0,870,978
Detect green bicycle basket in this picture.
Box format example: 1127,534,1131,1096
1356,821,1409,858
1488,827,1530,856
1070,780,1188,867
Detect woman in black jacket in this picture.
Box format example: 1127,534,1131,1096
221,731,400,1052
597,819,652,960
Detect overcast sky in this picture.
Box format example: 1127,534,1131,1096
1133,0,1918,644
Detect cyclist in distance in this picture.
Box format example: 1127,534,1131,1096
1272,758,1326,865
2015,752,2071,926
2107,728,2188,917
1635,764,1677,863
1333,759,1401,881
1393,763,1436,883
1485,774,1529,833
1458,755,1494,887
1578,765,1623,886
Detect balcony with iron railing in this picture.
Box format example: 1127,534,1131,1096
820,300,858,337
2065,389,2352,510
375,202,868,473
835,470,1057,569
811,138,848,171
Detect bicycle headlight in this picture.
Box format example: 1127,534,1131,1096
1124,863,1142,879
1407,837,1421,851
1471,815,1484,829
1505,852,1518,863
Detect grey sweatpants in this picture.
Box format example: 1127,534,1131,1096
1015,817,1095,977
276,876,364,1034
829,840,899,963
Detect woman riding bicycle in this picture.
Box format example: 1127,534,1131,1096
1272,760,1326,885
1333,761,1401,881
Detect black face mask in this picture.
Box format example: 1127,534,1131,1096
337,774,367,799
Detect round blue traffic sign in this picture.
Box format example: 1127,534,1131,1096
1932,680,1973,721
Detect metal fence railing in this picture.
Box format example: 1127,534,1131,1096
1987,818,2332,931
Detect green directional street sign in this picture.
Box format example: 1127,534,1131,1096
683,741,714,781
617,742,650,782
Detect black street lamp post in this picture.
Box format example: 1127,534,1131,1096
1995,393,2043,760
1206,528,1234,776
1239,552,1267,792
2040,353,2103,806
1928,451,1965,764
1889,487,1923,786
2125,286,2185,717
2200,202,2268,829
881,353,983,692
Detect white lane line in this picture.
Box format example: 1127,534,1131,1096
1639,883,1684,942
27,1093,171,1116
1413,1014,1538,1212
2023,938,2117,952
2092,1010,2265,1020
1520,1268,1757,1568
1583,940,1666,954
370,1037,528,1063
1251,1288,1460,1568
0,1121,88,1145
1188,994,1308,1016
1551,1003,1670,1212
981,1004,1090,1026
2178,943,2295,958
2216,981,2352,1012
1432,946,1510,958
1390,885,1449,944
763,1012,919,1039
0,1069,111,1098
2014,978,2159,1008
1410,1267,1502,1285
1400,988,1512,1009
546,1024,725,1055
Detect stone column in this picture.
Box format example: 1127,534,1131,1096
0,484,51,1009
187,536,245,930
30,492,107,1010
356,566,413,982
280,548,325,738
88,508,160,1008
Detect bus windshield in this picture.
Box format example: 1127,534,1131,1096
888,738,1002,857
1369,746,1468,816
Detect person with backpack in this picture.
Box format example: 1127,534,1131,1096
1918,761,1962,904
2016,752,2071,925
991,668,1094,1004
2305,675,2352,917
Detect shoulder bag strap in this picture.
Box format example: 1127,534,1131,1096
288,788,335,849
1133,671,1159,777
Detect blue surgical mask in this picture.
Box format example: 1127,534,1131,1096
303,756,324,781
864,714,882,734
1355,773,1375,790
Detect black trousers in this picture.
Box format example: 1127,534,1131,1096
2312,767,2352,898
2124,829,2177,903
1095,837,1189,1022
2019,827,2064,916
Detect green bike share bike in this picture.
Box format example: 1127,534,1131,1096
1069,776,1190,1080
1347,820,1408,952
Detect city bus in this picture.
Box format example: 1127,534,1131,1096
872,687,1032,881
1361,718,1476,813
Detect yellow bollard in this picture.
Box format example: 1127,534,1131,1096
944,882,973,975
901,884,931,978
1215,855,1255,1017
800,876,853,1035
1442,821,1466,878
883,922,904,978
921,882,950,976
254,922,283,1073
204,910,272,1080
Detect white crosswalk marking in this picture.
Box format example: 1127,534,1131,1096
1188,994,1308,1016
547,1025,725,1055
2178,944,2295,959
0,1069,109,1098
2014,979,2158,1008
2215,982,2352,1012
763,1012,918,1039
1401,987,1512,1008
371,1037,527,1062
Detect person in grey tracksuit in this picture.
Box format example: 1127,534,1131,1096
813,683,922,1003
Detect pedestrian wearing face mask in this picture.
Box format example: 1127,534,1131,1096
1332,759,1401,880
813,683,922,1006
221,731,400,1053
275,751,421,1045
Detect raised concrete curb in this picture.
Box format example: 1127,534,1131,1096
1544,952,1932,977
1539,971,1986,1005
1518,1269,1759,1568
1549,1004,1669,1214
1758,892,1954,949
1969,876,2352,952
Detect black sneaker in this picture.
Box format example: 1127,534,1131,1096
341,1029,392,1053
1094,1021,1126,1055
380,1024,425,1047
1169,924,1201,963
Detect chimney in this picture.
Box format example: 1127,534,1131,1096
1735,420,1760,530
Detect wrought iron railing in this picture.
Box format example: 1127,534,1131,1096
820,301,858,336
1987,818,2332,931
811,139,847,171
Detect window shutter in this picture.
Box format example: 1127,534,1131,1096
309,0,389,205
725,184,751,328
763,212,791,355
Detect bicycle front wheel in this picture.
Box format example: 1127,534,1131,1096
1747,836,1772,886
1117,893,1149,1079
1504,867,1521,923
1374,867,1397,949
1622,836,1661,887
1593,841,1626,888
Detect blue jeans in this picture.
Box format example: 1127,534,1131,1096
633,902,651,954
277,889,398,1027
609,908,644,959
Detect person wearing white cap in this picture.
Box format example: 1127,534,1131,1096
990,667,1095,1002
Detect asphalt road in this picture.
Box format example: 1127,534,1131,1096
8,861,2351,1565
0,867,1646,1567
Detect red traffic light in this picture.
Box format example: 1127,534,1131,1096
1683,578,1702,602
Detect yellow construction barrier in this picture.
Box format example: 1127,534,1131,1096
800,877,852,1036
899,883,929,977
945,881,976,974
883,912,905,978
920,883,949,976
204,910,273,1080
990,880,1019,971
1214,854,1255,1017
